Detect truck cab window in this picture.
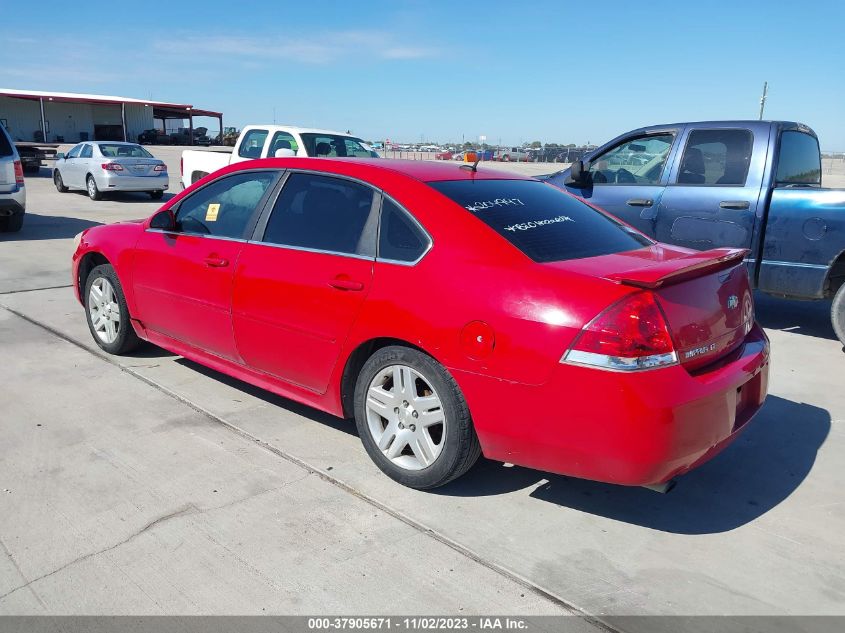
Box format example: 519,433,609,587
589,134,674,185
269,131,298,155
677,129,753,186
776,131,821,186
238,129,269,159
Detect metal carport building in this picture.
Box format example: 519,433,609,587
0,89,222,145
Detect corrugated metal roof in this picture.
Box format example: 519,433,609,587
0,88,221,116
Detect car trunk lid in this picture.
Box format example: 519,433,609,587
113,158,161,177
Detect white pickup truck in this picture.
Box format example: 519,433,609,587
181,125,379,188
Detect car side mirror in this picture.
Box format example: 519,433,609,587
56,152,65,160
274,148,296,158
565,159,592,188
150,209,176,231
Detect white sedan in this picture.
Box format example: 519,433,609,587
53,142,168,201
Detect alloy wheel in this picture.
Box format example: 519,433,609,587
365,364,447,470
88,277,120,344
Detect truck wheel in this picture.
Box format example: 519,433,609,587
832,284,845,349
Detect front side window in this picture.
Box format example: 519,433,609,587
589,134,674,185
262,173,376,256
676,129,753,186
378,199,429,262
80,144,93,159
776,131,821,186
300,133,378,158
269,131,299,155
99,144,153,158
175,171,277,238
431,179,651,263
238,129,269,159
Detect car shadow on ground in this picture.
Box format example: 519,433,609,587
754,291,836,341
62,190,177,204
434,395,829,534
172,357,358,437
0,213,102,242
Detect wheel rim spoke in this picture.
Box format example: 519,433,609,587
88,278,119,344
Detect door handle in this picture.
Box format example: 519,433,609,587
719,200,751,210
329,278,364,291
203,255,229,267
626,198,653,207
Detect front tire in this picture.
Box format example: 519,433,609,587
86,175,102,200
54,170,68,193
832,283,845,349
354,346,481,489
84,264,140,355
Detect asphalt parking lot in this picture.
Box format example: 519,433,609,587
1,148,844,624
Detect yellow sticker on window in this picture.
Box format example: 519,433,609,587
205,203,220,222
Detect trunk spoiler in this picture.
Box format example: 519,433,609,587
606,248,749,289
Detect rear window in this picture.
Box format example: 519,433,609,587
776,131,821,185
0,125,13,157
99,144,153,158
430,179,651,263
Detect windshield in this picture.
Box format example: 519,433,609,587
98,144,153,158
300,133,379,158
430,179,652,263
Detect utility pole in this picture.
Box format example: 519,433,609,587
758,81,768,120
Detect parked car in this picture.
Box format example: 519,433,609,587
72,157,769,490
544,120,845,346
495,147,530,162
53,142,168,201
181,125,379,188
0,123,25,233
435,150,454,160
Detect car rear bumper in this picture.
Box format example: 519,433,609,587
96,172,168,192
454,323,770,486
0,188,26,215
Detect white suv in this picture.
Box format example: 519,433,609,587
0,124,25,233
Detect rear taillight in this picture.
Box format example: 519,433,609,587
13,160,24,185
102,163,123,171
563,291,678,371
154,164,167,172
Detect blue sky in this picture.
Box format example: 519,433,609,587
2,1,844,149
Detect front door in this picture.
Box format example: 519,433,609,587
555,131,678,236
232,172,378,393
654,124,766,252
131,170,279,360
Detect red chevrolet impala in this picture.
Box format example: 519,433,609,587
72,158,769,490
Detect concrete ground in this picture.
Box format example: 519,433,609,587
0,149,843,624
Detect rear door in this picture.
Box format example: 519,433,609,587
232,171,378,393
131,170,279,359
557,130,679,235
654,123,768,252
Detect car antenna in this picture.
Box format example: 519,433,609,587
460,159,480,173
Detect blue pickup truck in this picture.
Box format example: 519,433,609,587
544,120,845,346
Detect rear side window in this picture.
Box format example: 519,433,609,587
776,131,821,185
80,144,93,158
262,173,376,256
430,179,651,263
378,199,429,262
238,129,268,159
0,125,12,157
176,171,277,238
677,129,753,186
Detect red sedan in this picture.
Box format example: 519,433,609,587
72,158,769,490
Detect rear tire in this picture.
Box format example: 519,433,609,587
0,213,23,233
86,175,101,200
354,346,481,489
54,170,68,193
149,190,164,200
832,283,845,349
84,264,141,355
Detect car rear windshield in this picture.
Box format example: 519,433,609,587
430,179,651,263
0,126,13,157
99,144,153,158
